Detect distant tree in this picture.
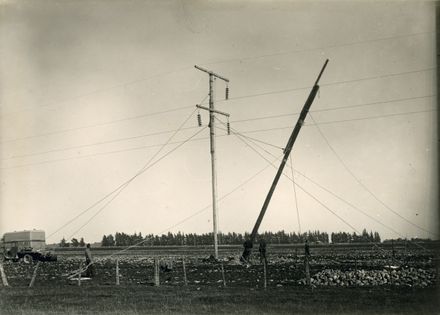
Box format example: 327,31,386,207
79,237,85,247
71,238,79,247
107,234,115,246
374,232,381,243
59,237,67,247
101,235,109,246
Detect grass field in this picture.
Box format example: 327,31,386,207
0,243,438,314
1,285,439,314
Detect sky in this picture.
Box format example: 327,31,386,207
0,0,438,244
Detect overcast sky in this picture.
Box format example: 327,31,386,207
0,0,437,244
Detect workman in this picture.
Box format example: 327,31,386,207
259,239,267,266
84,243,95,277
304,239,310,257
241,239,253,264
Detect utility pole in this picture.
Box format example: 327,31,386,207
241,59,329,262
195,65,230,259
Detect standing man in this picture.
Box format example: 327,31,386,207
84,243,95,278
240,240,253,264
259,239,267,266
304,239,310,257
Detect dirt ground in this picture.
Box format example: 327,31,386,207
0,246,438,314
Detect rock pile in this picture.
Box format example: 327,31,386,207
299,267,436,287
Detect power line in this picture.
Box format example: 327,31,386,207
231,126,431,253
201,31,433,66
67,153,282,259
66,125,209,240
216,127,283,150
218,67,435,104
231,94,434,124
237,128,406,238
1,135,209,170
2,68,434,144
230,126,361,234
4,30,431,116
3,107,434,170
312,95,434,114
47,109,202,239
307,109,436,126
225,108,437,139
289,155,301,234
2,125,200,161
308,113,438,237
0,105,194,144
0,65,194,116
5,93,433,161
2,94,209,159
219,119,433,243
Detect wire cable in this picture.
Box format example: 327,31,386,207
2,107,435,170
308,113,438,237
231,127,361,234
3,94,433,161
1,65,194,116
2,125,200,161
0,105,195,144
289,155,302,234
67,153,283,278
201,31,433,66
218,119,426,241
2,68,434,144
67,125,208,239
215,68,435,105
215,116,362,234
224,122,431,252
231,94,435,124
47,108,200,240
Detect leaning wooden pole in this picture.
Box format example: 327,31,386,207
241,59,329,262
29,261,41,288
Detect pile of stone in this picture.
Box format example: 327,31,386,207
299,267,436,287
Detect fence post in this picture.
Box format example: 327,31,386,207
305,255,311,286
116,259,120,285
263,259,267,290
0,262,9,287
182,257,188,286
78,262,82,286
29,261,41,288
221,262,226,288
154,259,160,286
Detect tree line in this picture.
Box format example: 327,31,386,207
330,229,381,243
58,237,86,248
96,229,381,247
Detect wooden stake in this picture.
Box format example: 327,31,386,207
0,262,9,287
154,259,160,286
29,261,41,288
305,255,311,286
116,259,120,285
182,258,188,286
221,262,226,287
78,262,82,286
263,260,267,290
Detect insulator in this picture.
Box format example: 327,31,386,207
227,121,231,135
225,86,229,100
197,113,202,127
